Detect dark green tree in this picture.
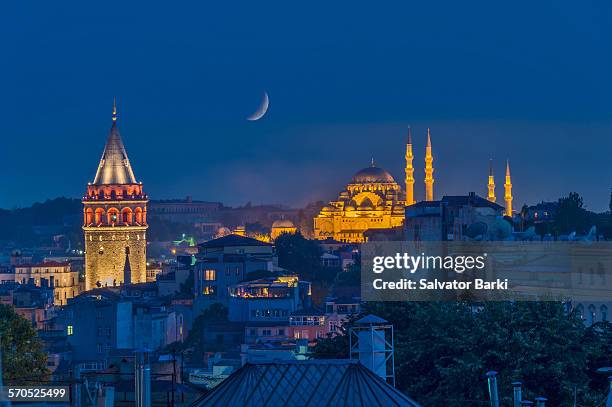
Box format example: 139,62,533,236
275,232,323,281
313,301,611,406
179,304,229,359
553,192,591,235
0,304,49,384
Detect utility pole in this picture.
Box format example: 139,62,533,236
171,349,176,407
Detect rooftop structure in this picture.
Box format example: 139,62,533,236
192,360,420,407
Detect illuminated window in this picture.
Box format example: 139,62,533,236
204,269,216,281
67,325,73,335
203,285,217,297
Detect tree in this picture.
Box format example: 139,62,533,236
313,301,611,406
179,304,229,360
275,232,323,281
553,192,590,235
0,304,49,384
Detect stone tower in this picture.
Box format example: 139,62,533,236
404,126,415,206
83,101,148,290
504,160,513,217
487,159,496,203
424,128,435,201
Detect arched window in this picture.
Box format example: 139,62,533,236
107,208,119,224
588,304,596,325
121,208,133,224
575,304,584,320
95,208,105,224
135,207,143,224
85,208,94,225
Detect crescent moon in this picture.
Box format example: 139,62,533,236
247,92,269,121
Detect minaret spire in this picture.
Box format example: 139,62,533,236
424,128,434,201
487,159,496,203
405,126,415,205
504,160,513,216
371,157,375,167
112,97,117,122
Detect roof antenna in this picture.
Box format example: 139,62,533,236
371,157,375,167
112,97,117,122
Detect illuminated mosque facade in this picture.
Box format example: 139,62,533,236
314,128,513,243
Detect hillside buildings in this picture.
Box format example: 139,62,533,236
14,261,80,305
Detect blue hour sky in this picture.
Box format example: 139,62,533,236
1,1,611,211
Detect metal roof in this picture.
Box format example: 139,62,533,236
192,360,421,407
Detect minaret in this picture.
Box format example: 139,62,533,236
504,160,513,216
405,126,415,205
83,100,148,291
487,159,496,203
424,128,434,201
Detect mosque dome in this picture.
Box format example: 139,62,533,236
352,165,395,184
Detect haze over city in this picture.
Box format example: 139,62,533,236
1,1,611,211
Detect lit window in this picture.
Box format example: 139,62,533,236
67,325,73,335
203,285,217,297
204,269,216,281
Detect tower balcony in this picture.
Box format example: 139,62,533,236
84,183,148,202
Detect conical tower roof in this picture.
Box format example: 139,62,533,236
92,102,138,185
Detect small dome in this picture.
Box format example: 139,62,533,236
272,219,295,228
352,165,395,184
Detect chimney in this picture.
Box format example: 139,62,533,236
512,381,522,407
534,396,547,407
486,371,499,407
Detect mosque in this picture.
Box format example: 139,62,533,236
313,128,513,243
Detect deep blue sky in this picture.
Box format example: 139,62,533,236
1,1,611,211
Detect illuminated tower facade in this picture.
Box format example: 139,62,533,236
404,127,415,206
424,128,434,201
504,160,513,216
487,159,496,203
83,101,148,290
